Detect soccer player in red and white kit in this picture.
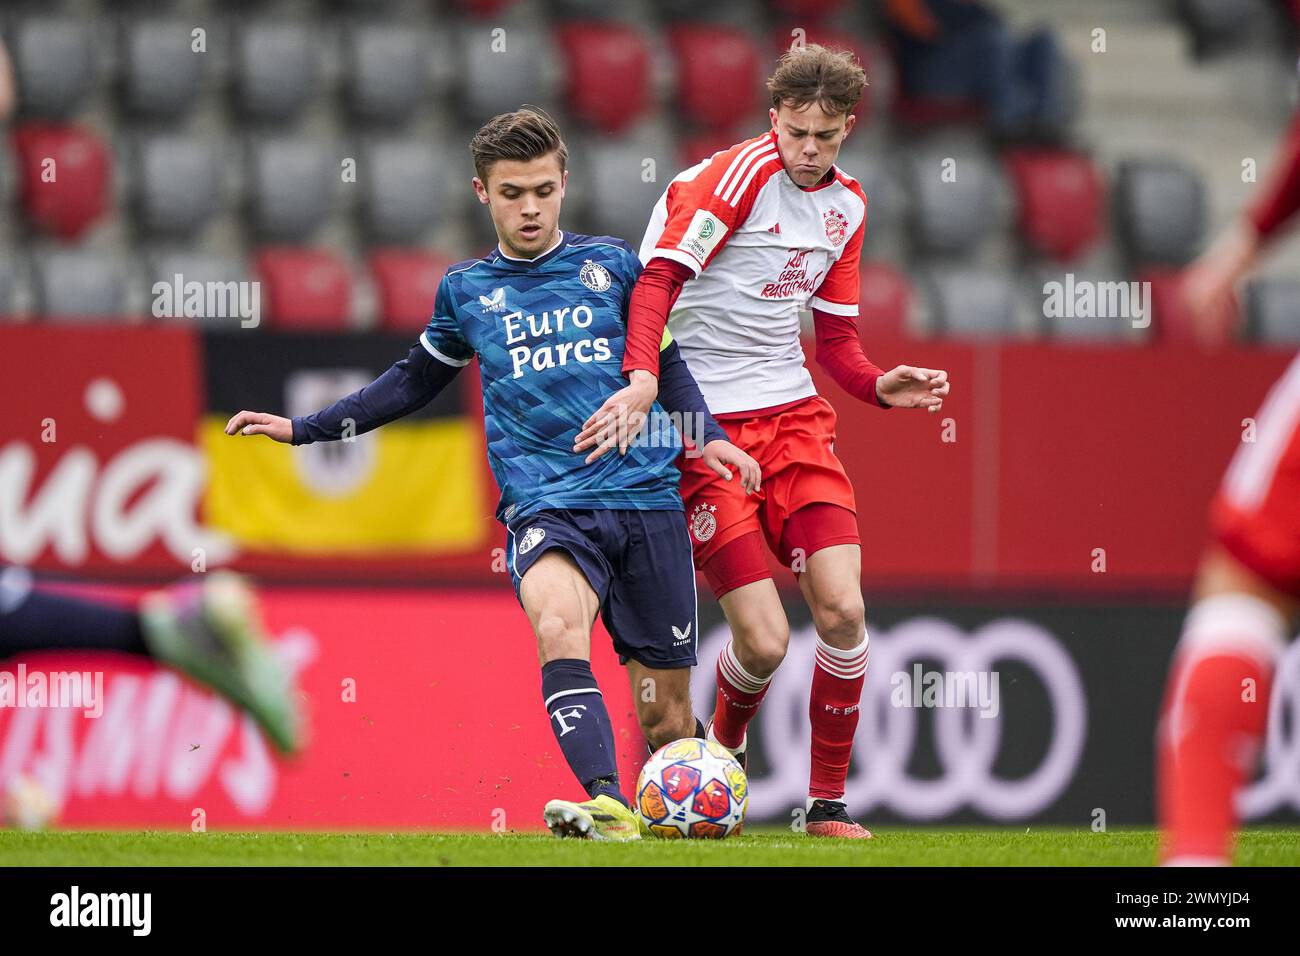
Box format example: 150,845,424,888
577,45,950,837
1156,107,1300,865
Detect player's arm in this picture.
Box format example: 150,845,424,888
811,212,949,413
576,335,761,493
1183,108,1300,343
225,276,472,443
224,343,463,444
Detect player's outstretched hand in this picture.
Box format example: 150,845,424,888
875,366,950,414
574,370,658,464
702,440,761,495
225,410,293,443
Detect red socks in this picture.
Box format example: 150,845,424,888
711,639,770,750
1158,594,1285,865
809,635,869,801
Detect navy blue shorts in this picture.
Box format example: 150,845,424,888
506,508,698,669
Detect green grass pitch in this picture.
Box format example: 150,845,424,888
1,827,1297,866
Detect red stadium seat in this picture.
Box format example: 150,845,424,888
668,26,763,131
369,249,457,332
858,260,914,337
11,123,110,240
453,0,518,17
556,23,651,134
1004,149,1104,263
768,0,848,19
254,248,353,330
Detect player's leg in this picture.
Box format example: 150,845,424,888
1158,357,1300,864
624,661,695,750
511,516,640,840
793,536,872,839
603,509,704,752
769,398,870,836
1157,549,1295,865
0,566,303,755
682,423,791,765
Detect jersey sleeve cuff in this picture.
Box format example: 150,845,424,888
649,248,703,277
809,296,858,316
420,331,471,367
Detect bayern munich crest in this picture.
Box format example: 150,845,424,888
517,526,546,555
823,207,849,246
579,260,611,292
690,503,717,543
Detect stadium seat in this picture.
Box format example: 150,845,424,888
556,23,651,134
768,0,848,18
0,255,18,318
583,134,676,241
1114,159,1205,267
925,268,1021,338
858,260,914,337
357,139,453,243
453,0,520,17
146,253,253,328
369,249,458,331
12,123,111,240
233,21,319,121
344,25,430,124
677,130,741,169
254,248,353,330
1177,0,1277,60
120,18,204,119
668,26,763,130
33,251,128,320
1003,149,1104,263
133,135,221,238
8,16,94,119
1243,277,1300,346
906,148,1000,256
456,25,555,122
246,138,336,241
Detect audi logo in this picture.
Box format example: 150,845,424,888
693,615,1300,822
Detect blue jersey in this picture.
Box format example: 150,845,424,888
420,232,685,523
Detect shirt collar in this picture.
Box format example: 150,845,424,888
495,230,566,266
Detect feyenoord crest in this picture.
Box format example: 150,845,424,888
824,207,849,246
690,503,717,543
517,526,546,555
579,260,611,292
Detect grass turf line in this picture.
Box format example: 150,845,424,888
0,828,1296,866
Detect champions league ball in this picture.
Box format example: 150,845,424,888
636,738,747,839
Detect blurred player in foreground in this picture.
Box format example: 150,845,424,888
225,108,759,841
0,566,303,755
581,45,949,837
1156,106,1300,865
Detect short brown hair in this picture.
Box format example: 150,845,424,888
469,106,568,183
767,43,867,117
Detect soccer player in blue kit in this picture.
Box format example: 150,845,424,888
224,108,760,840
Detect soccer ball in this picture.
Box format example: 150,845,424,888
636,738,747,839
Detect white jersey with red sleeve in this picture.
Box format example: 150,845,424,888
638,129,868,414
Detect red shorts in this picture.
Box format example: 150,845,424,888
1211,353,1300,598
680,395,860,595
